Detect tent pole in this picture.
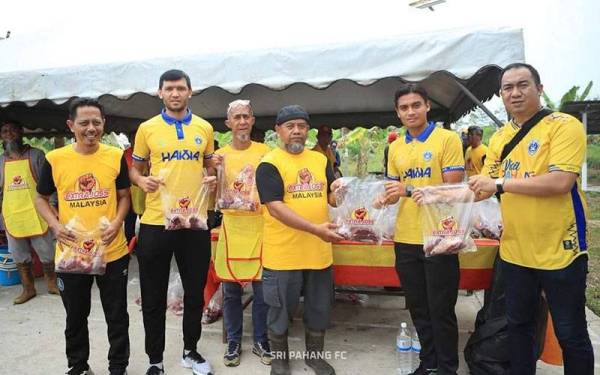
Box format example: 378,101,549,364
454,80,504,128
582,106,588,191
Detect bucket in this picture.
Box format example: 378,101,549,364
0,245,21,286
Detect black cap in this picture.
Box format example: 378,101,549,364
276,105,310,125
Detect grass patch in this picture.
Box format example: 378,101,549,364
585,192,600,315
588,143,600,169
588,167,600,186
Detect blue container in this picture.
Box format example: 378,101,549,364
0,245,21,286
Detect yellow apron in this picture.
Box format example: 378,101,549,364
215,214,263,283
2,157,48,238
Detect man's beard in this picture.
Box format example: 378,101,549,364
165,102,188,113
3,139,24,155
285,142,305,154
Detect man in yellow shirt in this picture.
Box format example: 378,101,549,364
35,98,131,375
214,100,272,367
469,63,593,374
380,84,465,375
464,126,488,177
256,105,343,375
1,120,58,304
129,70,220,375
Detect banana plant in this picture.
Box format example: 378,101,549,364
543,81,593,111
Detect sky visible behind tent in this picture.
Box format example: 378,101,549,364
1,0,599,101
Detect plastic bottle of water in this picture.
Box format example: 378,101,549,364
411,331,421,371
396,322,412,374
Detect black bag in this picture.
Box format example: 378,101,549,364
464,255,548,375
495,108,553,201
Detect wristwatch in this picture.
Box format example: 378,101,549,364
405,184,414,198
495,178,505,194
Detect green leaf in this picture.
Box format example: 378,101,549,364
580,81,593,101
559,86,579,110
542,92,557,110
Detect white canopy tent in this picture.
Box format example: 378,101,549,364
0,27,524,133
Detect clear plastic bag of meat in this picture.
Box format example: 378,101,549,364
470,197,503,240
215,156,260,212
380,201,400,241
55,216,110,275
330,176,388,244
202,283,223,324
167,272,184,316
420,184,477,256
159,168,209,230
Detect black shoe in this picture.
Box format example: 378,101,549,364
109,370,127,375
410,363,437,375
145,365,164,375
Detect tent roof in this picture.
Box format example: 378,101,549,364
0,27,524,133
562,100,600,135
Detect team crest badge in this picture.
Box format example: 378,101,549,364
423,151,433,162
195,136,203,145
528,140,540,156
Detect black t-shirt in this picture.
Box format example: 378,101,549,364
37,154,131,196
256,162,335,204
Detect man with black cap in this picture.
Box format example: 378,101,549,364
256,105,343,375
0,120,59,304
464,126,488,177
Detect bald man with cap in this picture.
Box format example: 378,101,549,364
256,105,343,375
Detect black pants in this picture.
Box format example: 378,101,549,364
502,256,594,375
394,243,459,375
136,224,211,363
57,254,130,373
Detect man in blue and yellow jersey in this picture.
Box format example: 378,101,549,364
215,100,272,368
464,126,488,177
256,105,343,375
0,120,58,304
469,63,593,375
380,84,465,375
129,70,220,375
35,98,131,375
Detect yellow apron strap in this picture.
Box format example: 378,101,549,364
222,221,262,284
215,214,263,282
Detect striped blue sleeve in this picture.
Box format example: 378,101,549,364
441,165,465,173
132,154,147,161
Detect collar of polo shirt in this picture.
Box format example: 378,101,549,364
405,121,435,143
161,108,192,126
